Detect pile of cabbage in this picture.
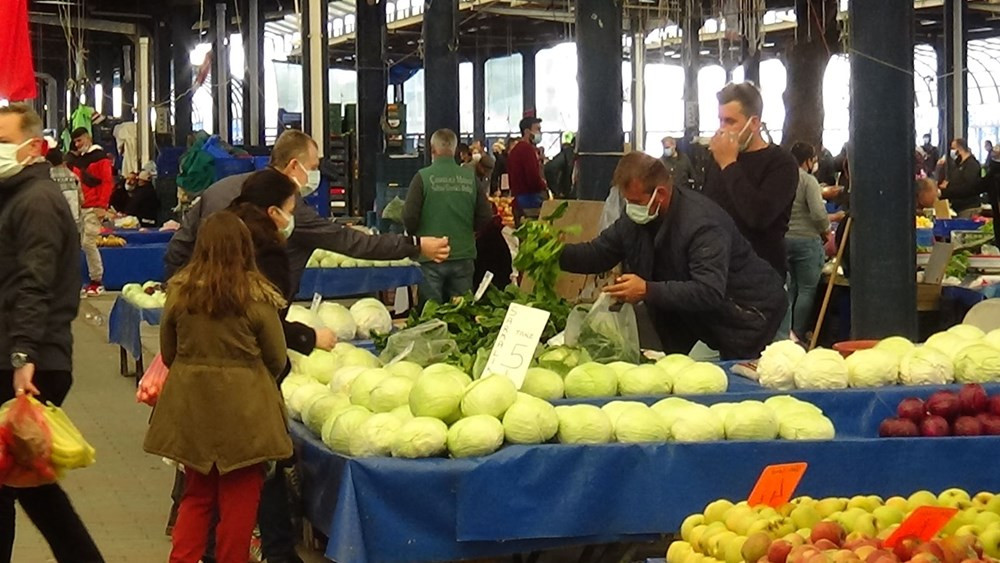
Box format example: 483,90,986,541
756,324,1000,390
121,281,167,309
306,249,416,269
286,299,393,342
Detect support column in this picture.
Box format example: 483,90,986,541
154,16,173,144
848,0,916,339
473,54,486,142
85,49,98,109
302,0,328,155
121,41,135,121
575,0,623,201
743,39,761,84
682,6,702,141
357,0,386,215
213,3,230,142
172,12,194,145
935,38,948,149
422,0,459,154
138,36,152,166
943,0,968,143
244,0,265,147
631,25,646,151
521,47,537,115
99,43,115,117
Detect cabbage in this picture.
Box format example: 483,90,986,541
501,393,559,444
953,343,1000,383
446,415,505,457
287,382,329,421
368,376,414,413
947,324,986,340
764,395,824,418
297,350,338,384
519,367,565,400
875,336,916,359
846,348,899,387
460,375,518,418
655,354,695,376
317,303,357,341
329,366,368,393
341,258,358,268
349,413,402,457
984,328,1000,350
617,365,672,396
334,342,358,354
303,393,352,435
924,332,978,360
349,368,392,408
424,363,471,387
387,361,423,381
757,340,806,390
606,361,639,377
390,404,414,422
286,304,320,328
409,371,465,422
651,397,700,429
673,362,728,394
708,402,736,421
601,401,648,426
555,405,614,444
320,256,342,268
537,346,592,376
899,346,954,385
793,349,848,389
391,417,449,458
280,374,313,401
298,391,334,428
340,348,382,369
350,298,393,338
612,405,670,443
777,413,836,440
563,362,618,398
723,401,779,440
321,406,372,454
671,404,724,442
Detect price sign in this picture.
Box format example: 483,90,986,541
481,303,550,388
474,272,494,301
747,462,808,507
884,506,958,547
309,292,323,314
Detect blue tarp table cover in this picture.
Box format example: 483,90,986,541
295,266,422,300
108,296,162,361
112,229,175,245
293,383,1000,563
80,243,167,290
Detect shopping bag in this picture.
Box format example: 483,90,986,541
381,196,405,223
378,320,458,366
137,353,169,406
0,395,57,487
564,292,641,364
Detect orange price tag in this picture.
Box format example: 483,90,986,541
747,462,808,507
884,506,958,548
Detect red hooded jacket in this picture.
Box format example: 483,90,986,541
68,145,114,209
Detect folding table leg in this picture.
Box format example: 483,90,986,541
119,346,128,376
136,352,145,378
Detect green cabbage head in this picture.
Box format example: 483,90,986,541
391,417,449,458
563,362,618,398
555,405,613,444
501,393,559,444
446,415,505,457
460,375,518,418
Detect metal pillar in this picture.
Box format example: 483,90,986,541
154,17,173,141
473,54,486,142
213,3,230,142
98,43,115,117
848,0,917,339
422,0,459,153
85,50,98,108
172,12,193,145
521,48,536,115
357,0,386,215
682,8,702,141
121,41,135,120
302,0,328,155
138,36,152,165
631,26,646,151
575,0,623,201
944,0,968,143
244,0,265,147
743,39,761,85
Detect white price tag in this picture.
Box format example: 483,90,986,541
482,303,550,389
309,293,323,314
474,272,494,301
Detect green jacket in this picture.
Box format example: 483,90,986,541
402,157,493,261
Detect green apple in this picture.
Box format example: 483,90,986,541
791,504,822,530
847,495,880,513
973,492,995,508
986,495,1000,516
723,509,757,536
885,496,908,512
941,508,976,536
793,495,815,505
975,511,1000,529
817,498,848,518
698,522,729,553
954,524,982,537
872,506,905,530
838,508,869,532
980,527,1000,559
682,514,705,542
706,530,737,558
668,540,694,563
704,499,734,524
722,534,747,563
938,488,973,509
907,490,939,510
741,531,771,563
688,524,711,553
755,506,779,519
852,514,878,537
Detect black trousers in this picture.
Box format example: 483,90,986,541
0,370,104,563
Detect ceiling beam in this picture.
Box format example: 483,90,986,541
28,12,141,36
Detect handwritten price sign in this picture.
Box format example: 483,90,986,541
482,303,550,389
884,506,958,547
747,463,808,508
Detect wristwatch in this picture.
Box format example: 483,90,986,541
10,353,29,369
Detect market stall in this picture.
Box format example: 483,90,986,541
80,243,167,290
111,229,175,245
295,265,421,300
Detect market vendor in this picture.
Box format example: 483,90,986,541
559,151,787,360
916,177,940,212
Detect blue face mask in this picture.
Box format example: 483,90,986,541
625,188,661,225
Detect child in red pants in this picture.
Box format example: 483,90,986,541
143,211,293,563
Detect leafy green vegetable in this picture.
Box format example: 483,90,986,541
512,202,581,302
946,250,971,279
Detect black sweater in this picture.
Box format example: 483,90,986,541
703,144,799,277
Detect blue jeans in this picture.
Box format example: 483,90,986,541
784,236,826,338
419,259,475,308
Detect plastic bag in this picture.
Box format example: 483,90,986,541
0,395,57,487
564,293,641,364
382,196,405,223
137,353,169,406
599,188,624,232
378,320,458,367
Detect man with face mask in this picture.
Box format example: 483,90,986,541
0,104,104,562
703,83,799,278
659,136,696,189
940,138,983,218
111,166,160,227
559,151,787,359
507,116,548,224
67,127,114,296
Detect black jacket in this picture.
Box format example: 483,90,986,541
660,152,696,189
253,236,317,355
560,187,786,360
0,163,81,371
112,183,160,227
945,154,983,213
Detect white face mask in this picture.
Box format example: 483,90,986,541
625,188,662,225
296,162,321,197
811,161,819,174
530,132,541,145
0,140,33,180
737,118,755,152
274,207,295,238
472,153,482,163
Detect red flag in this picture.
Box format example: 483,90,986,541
0,0,37,101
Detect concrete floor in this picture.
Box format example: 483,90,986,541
12,294,328,563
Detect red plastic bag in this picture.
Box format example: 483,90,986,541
137,353,169,406
0,395,57,487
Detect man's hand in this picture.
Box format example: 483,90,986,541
709,129,740,169
314,328,337,351
14,363,39,396
603,274,647,303
829,210,846,223
420,236,451,263
821,185,844,200
940,180,949,190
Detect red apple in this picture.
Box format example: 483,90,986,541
897,397,927,422
926,391,961,421
915,541,946,561
865,549,898,563
953,415,983,436
989,395,1000,416
958,384,988,415
893,537,922,562
815,539,840,551
920,415,951,437
768,539,793,563
880,417,920,437
978,413,1000,435
812,521,847,547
